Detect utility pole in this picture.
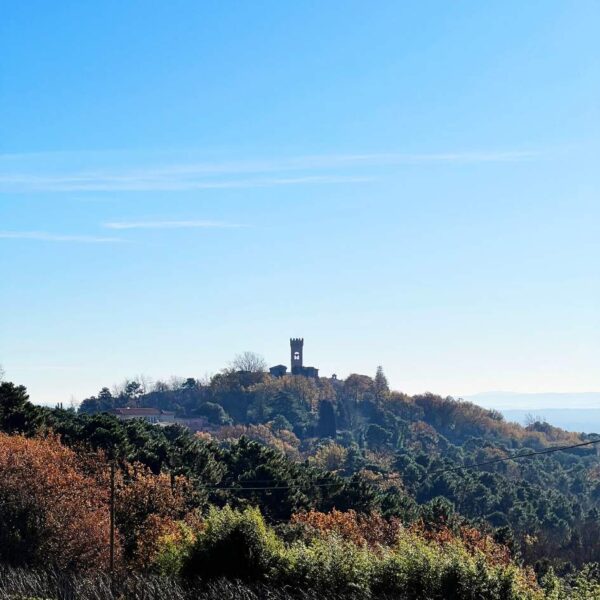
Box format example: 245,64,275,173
109,461,115,576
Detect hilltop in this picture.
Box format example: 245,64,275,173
73,355,600,572
2,357,600,597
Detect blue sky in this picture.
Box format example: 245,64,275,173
1,1,599,405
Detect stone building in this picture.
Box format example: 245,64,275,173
269,338,319,379
110,407,175,424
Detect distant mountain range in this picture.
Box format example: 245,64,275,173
465,391,600,434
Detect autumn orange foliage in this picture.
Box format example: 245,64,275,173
132,513,199,570
293,509,514,568
291,509,403,549
411,522,512,566
115,464,197,567
212,423,300,458
0,432,116,570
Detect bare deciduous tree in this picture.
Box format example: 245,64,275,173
231,351,267,373
525,413,547,427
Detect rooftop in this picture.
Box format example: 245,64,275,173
111,407,175,416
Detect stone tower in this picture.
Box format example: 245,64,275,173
290,338,304,374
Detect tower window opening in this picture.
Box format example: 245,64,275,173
294,352,300,360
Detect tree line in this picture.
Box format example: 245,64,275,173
2,357,600,596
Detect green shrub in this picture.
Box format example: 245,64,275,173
152,522,196,576
182,506,283,582
548,564,600,600
370,534,542,600
180,506,546,599
281,535,372,597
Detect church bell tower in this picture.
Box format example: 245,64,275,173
290,338,304,375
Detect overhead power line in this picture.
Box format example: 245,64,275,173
1,438,597,501
419,437,600,481
187,437,600,492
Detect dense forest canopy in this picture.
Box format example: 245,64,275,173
2,359,600,598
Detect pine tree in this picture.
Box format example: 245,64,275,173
374,366,389,402
317,400,336,438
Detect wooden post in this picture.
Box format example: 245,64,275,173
109,461,115,576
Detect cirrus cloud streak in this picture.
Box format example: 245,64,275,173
0,231,124,243
0,149,538,193
104,220,247,230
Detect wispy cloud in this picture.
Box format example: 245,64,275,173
8,364,84,372
0,149,538,193
104,220,246,230
0,231,124,243
0,173,371,193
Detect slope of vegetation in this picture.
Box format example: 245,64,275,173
78,364,600,572
2,364,600,598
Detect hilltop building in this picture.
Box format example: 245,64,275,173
109,408,217,432
110,407,175,424
270,338,319,379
